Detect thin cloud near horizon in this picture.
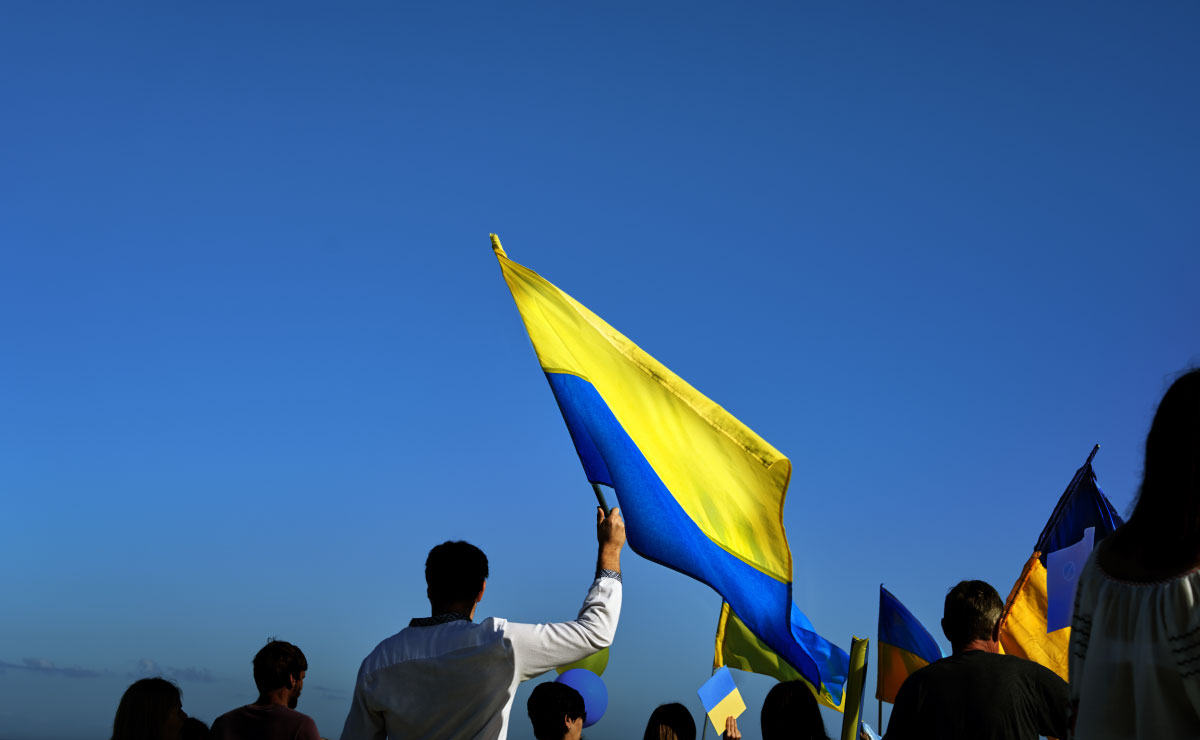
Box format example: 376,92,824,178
0,658,104,679
131,658,218,683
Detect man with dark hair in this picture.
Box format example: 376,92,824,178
425,540,491,607
526,682,585,740
884,580,1068,740
341,507,625,740
211,639,320,740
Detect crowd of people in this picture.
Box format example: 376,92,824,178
109,368,1200,739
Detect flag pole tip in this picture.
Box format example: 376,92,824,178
490,234,507,257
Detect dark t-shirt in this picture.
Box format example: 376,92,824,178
884,651,1069,740
210,703,320,740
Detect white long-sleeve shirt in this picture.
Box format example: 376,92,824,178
340,574,621,740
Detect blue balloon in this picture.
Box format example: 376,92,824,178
555,668,608,727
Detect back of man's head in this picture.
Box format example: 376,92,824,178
527,682,585,740
426,540,489,606
942,580,1004,647
252,639,307,695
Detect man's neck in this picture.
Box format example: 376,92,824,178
953,638,999,655
254,689,292,708
431,601,477,620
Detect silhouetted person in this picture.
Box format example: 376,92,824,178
884,580,1068,740
643,703,696,740
112,677,187,740
527,682,586,740
340,507,626,740
211,639,319,740
761,680,829,740
1070,368,1200,737
181,717,211,740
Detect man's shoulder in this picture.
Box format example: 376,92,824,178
210,705,316,736
373,618,507,649
971,650,1064,679
902,651,993,684
912,651,1066,688
211,704,251,724
359,619,509,675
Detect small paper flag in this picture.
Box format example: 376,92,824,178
697,666,746,732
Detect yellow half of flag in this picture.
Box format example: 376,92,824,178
999,553,1068,680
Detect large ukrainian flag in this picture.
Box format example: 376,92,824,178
997,446,1122,680
877,585,942,704
492,235,838,702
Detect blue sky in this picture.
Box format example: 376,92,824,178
2,2,1198,738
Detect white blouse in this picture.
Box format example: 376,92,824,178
1069,551,1200,739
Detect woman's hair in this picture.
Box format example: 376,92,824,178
643,702,696,740
1133,368,1200,539
111,677,181,740
760,680,830,740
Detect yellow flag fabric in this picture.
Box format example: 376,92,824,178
999,554,1068,679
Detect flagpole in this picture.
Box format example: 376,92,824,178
699,661,719,740
840,637,869,740
1086,444,1099,466
701,599,727,740
590,482,611,512
878,698,882,734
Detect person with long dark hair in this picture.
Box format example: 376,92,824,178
1069,368,1200,738
111,677,186,740
760,680,829,740
642,702,696,740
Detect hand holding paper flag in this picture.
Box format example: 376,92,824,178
698,667,746,734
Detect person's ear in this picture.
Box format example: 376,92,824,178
940,617,949,641
992,618,1002,643
476,580,487,604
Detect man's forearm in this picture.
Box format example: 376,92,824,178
597,545,621,574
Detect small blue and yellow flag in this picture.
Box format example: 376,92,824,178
697,667,746,733
997,446,1122,680
877,586,942,703
492,235,842,704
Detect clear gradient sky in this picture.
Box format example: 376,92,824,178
2,3,1198,739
